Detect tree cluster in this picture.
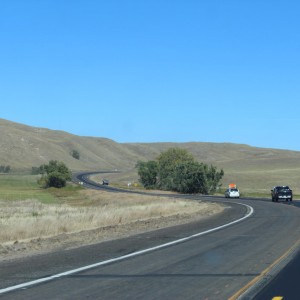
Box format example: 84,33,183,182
31,165,46,175
0,165,11,173
136,148,224,194
38,160,71,188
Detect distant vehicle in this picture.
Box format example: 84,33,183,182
271,186,292,202
228,183,237,189
225,188,240,198
102,179,109,185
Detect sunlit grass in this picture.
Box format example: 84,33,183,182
0,190,221,243
0,174,57,203
0,175,223,244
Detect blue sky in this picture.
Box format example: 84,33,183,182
1,1,299,150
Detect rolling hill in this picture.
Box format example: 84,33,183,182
1,118,300,194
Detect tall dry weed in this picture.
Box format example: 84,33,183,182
0,190,222,243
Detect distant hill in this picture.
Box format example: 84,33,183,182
1,118,300,194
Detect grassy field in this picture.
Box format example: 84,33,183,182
0,174,221,244
0,174,57,203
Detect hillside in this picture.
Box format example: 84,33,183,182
0,118,144,171
1,118,300,194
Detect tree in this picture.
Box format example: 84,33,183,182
47,171,68,188
172,161,206,193
70,150,80,160
31,165,46,175
38,160,71,188
156,148,194,190
0,165,11,173
136,147,224,194
136,160,158,189
203,164,224,194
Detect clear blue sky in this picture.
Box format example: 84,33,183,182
1,1,299,150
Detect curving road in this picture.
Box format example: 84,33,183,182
1,173,300,299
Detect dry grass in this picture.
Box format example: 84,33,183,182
0,190,222,244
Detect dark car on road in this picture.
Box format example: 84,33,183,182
102,179,109,185
271,186,293,202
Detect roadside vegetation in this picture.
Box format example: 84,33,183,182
0,173,222,244
37,160,72,188
136,148,224,194
0,165,11,173
0,174,56,203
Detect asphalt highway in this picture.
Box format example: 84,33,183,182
1,173,300,299
253,249,300,299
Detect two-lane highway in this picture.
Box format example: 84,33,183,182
1,173,300,299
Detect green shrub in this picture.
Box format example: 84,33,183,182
38,160,71,188
136,148,224,194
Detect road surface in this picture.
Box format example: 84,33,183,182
1,173,300,299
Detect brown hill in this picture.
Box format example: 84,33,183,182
1,118,300,194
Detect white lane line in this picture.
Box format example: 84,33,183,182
0,202,254,295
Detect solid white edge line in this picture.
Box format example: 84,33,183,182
0,202,254,295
